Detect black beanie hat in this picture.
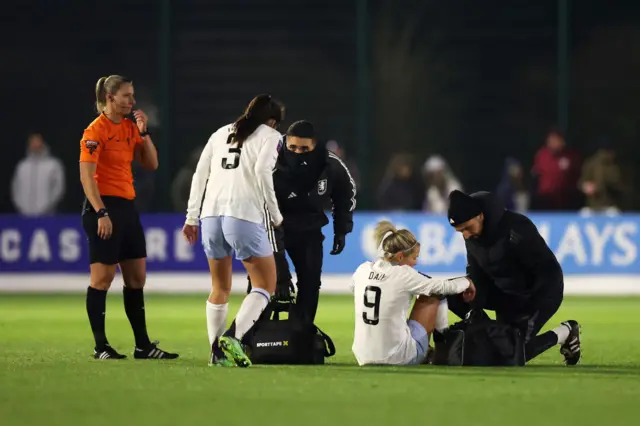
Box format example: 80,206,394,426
447,190,483,226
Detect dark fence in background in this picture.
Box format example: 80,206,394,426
1,0,639,213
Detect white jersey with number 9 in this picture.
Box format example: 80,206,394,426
351,259,469,366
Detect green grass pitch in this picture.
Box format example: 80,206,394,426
1,293,640,426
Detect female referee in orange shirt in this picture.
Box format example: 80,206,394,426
79,75,178,360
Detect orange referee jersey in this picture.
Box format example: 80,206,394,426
79,113,144,200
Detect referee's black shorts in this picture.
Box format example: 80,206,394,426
82,196,147,265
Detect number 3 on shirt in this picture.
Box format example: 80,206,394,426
363,285,381,325
221,133,241,170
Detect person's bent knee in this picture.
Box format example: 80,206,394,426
123,273,146,290
410,295,440,334
210,285,232,303
122,268,146,289
416,295,440,307
90,264,117,290
120,259,147,289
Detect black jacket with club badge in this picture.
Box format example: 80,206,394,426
250,141,356,300
273,144,356,237
464,191,564,308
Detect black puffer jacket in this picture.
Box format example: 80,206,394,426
464,191,564,303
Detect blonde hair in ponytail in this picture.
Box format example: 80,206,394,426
374,220,419,261
95,77,108,113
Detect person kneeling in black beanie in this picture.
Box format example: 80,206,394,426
446,189,581,365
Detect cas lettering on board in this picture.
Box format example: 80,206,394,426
0,228,82,263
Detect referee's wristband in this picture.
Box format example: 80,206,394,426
96,208,109,218
139,130,151,137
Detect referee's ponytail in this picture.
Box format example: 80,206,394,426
233,94,285,147
374,220,419,261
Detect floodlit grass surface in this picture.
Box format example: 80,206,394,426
1,294,639,426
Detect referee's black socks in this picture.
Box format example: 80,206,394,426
123,287,151,348
86,286,109,350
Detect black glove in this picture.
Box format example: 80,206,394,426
274,250,294,301
330,233,346,255
275,278,295,301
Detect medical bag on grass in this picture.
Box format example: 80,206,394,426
243,298,336,365
433,310,525,366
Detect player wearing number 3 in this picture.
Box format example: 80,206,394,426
183,94,285,367
351,221,476,366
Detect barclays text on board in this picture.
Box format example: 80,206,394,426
0,213,638,274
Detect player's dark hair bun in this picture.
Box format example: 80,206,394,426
233,94,285,147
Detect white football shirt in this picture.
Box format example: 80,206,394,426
351,259,470,366
185,123,283,226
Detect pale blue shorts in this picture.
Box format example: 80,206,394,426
201,216,273,260
406,319,430,365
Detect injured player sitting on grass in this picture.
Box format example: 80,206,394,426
350,220,475,366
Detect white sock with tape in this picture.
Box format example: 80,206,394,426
435,299,449,332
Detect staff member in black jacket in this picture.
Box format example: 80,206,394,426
446,190,581,365
252,120,356,324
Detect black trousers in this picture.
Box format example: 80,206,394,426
285,229,324,324
447,280,564,362
246,225,324,324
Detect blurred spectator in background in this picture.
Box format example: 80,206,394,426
326,140,360,190
578,141,625,215
421,155,462,214
11,132,65,216
377,153,424,211
171,146,204,212
531,128,582,211
496,157,530,213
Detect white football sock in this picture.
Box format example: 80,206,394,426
552,323,571,345
234,288,271,340
435,299,449,332
206,301,228,346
